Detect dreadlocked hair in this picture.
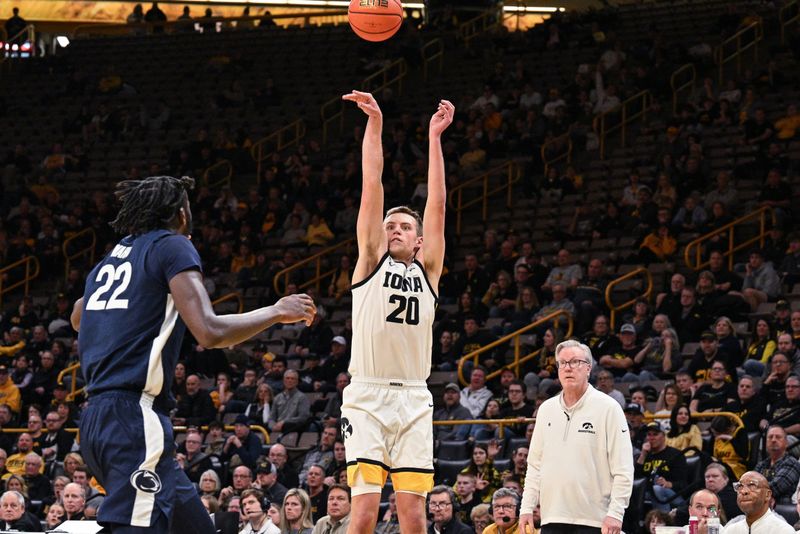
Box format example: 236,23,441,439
110,176,195,235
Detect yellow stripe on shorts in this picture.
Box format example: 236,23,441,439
347,461,389,487
390,470,434,493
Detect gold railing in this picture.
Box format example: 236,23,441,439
57,362,84,402
457,309,574,386
541,131,573,177
273,238,356,296
0,256,40,308
593,90,652,160
433,418,534,439
212,291,244,313
715,21,762,85
605,267,653,331
63,228,96,279
72,10,347,37
459,6,502,47
448,161,521,235
203,159,233,189
684,206,774,271
251,119,306,182
422,38,444,81
781,0,800,44
648,411,744,431
670,64,696,116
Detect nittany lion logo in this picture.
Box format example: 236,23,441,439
130,469,162,494
341,417,354,439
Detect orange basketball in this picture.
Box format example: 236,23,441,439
348,0,403,42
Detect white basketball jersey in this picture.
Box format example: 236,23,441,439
349,253,437,382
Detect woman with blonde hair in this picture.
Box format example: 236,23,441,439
714,316,743,368
743,318,776,376
60,452,85,480
279,488,314,534
244,382,273,425
470,503,491,534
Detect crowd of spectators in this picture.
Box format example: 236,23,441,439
2,1,800,533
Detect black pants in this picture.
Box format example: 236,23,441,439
542,524,601,534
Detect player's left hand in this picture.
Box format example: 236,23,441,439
601,515,622,534
429,100,454,137
274,293,317,326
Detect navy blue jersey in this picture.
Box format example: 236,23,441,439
78,230,202,411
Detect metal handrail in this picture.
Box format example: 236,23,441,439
211,291,244,313
57,362,84,402
62,228,96,279
72,10,348,37
458,6,502,47
202,159,232,189
422,38,444,81
684,206,774,272
670,63,696,116
605,267,653,331
432,417,535,439
593,90,652,160
715,21,762,85
457,309,574,386
780,0,800,45
272,238,356,296
541,131,573,177
251,119,306,182
448,161,521,235
0,256,40,308
647,411,744,431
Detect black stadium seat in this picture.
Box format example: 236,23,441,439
435,459,470,486
775,503,799,526
437,440,471,461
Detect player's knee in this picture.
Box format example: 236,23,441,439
348,506,380,532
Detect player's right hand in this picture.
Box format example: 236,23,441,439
342,90,382,119
518,513,535,534
275,293,317,326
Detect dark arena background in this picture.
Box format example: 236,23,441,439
1,0,799,532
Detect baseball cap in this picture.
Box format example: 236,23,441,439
234,414,250,426
776,300,790,310
700,331,717,341
624,403,643,415
256,461,276,475
645,421,665,433
332,336,347,346
444,383,460,392
620,323,636,334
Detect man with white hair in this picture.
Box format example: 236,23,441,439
519,340,633,534
63,482,87,520
0,490,39,531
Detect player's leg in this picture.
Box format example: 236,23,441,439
394,492,426,534
170,462,216,534
347,491,382,534
390,385,435,533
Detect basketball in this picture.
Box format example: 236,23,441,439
348,0,404,42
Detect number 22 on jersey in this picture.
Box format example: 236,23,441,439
85,262,132,310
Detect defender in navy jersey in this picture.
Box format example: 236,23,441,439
71,176,315,533
340,92,453,534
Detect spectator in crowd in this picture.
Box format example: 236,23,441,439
223,414,262,470
635,421,688,512
598,323,641,382
0,490,39,531
754,426,800,502
665,405,702,454
434,383,473,442
541,249,582,294
244,383,273,426
321,373,349,426
735,248,781,312
304,464,327,522
724,471,794,533
254,460,287,510
312,484,351,534
62,482,86,520
279,488,314,534
460,367,493,419
687,331,733,383
178,428,214,484
299,424,336,485
681,489,723,534
453,317,499,371
704,462,741,521
454,473,479,526
375,491,400,534
744,319,777,376
269,443,299,490
173,374,216,427
219,465,254,502
724,376,767,433
199,470,221,499
269,369,311,435
45,502,66,530
690,361,736,413
656,273,686,318
484,488,521,534
709,415,749,481
0,365,21,415
760,352,792,411
597,371,626,408
22,452,51,502
239,488,280,534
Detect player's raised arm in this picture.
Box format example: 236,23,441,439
422,100,454,285
343,90,385,278
169,270,316,348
